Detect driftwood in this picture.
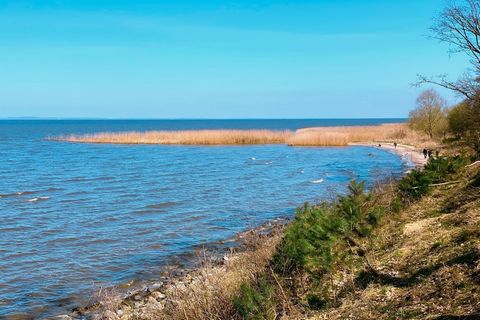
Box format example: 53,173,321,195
411,180,462,190
466,161,480,168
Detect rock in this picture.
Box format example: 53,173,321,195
175,282,187,291
116,309,124,316
133,294,142,301
52,315,73,320
147,282,163,291
147,296,158,304
151,291,166,300
103,310,118,319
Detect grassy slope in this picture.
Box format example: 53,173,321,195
308,164,480,319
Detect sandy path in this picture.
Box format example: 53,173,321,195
349,142,428,168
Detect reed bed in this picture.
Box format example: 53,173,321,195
58,130,292,145
286,123,432,147
55,124,436,148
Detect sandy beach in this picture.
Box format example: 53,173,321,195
350,142,428,167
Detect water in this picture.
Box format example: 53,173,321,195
0,119,409,318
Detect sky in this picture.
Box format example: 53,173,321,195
0,0,471,119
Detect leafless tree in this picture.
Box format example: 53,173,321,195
409,89,448,138
417,0,480,100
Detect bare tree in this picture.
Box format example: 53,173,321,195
409,89,448,138
417,0,480,99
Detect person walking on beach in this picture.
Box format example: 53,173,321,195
394,142,397,149
428,149,432,158
423,148,428,159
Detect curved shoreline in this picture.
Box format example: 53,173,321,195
62,218,288,320
349,142,428,168
41,144,420,319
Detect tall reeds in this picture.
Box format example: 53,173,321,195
57,130,292,145
54,124,435,148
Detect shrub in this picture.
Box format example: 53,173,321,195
398,169,434,200
398,156,467,201
272,180,386,300
233,278,276,320
448,101,480,155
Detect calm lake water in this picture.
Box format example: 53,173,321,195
0,119,409,318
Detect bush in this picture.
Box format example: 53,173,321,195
233,278,276,320
448,101,480,155
273,180,384,280
398,169,434,200
307,293,328,310
398,156,467,201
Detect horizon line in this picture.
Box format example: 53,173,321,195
0,117,408,121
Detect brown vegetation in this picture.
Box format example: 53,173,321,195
56,130,292,145
54,123,436,148
89,228,284,320
287,123,432,147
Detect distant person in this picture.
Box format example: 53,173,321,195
423,148,428,159
428,149,432,158
435,150,439,158
394,142,397,149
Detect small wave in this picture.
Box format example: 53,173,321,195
250,157,256,160
146,202,177,209
0,191,36,198
65,190,88,196
134,209,167,215
65,176,114,182
46,187,63,192
65,176,87,182
311,179,324,184
27,197,49,202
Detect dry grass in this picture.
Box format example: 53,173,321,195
309,165,480,320
54,124,437,148
94,230,284,320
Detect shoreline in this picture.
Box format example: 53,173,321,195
48,143,425,319
349,142,428,168
62,218,289,320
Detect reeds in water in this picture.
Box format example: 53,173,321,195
58,130,292,145
54,124,434,147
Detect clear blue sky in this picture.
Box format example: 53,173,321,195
0,0,470,119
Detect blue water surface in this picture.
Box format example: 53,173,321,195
0,119,409,318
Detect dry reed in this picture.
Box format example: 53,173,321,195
58,130,292,145
286,123,431,147
54,124,437,148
